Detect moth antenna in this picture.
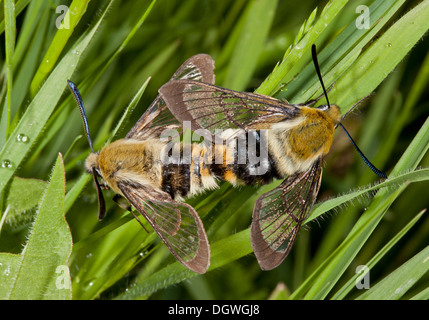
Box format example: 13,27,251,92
339,123,387,179
311,45,387,179
67,80,107,219
311,44,330,107
67,80,94,153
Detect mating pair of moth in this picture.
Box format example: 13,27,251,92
68,45,386,274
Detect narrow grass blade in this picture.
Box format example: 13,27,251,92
110,76,151,141
222,0,277,91
308,168,429,222
0,1,114,196
332,209,427,299
299,185,407,299
29,0,90,96
256,0,349,96
114,229,252,300
283,0,407,104
329,0,429,113
410,286,429,300
2,0,16,141
356,244,429,300
0,253,21,299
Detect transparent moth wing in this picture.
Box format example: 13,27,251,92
119,54,215,273
118,183,210,274
251,160,322,270
126,54,215,140
159,80,299,134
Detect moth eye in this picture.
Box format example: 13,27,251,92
317,104,330,111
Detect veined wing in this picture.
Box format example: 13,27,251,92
126,54,215,140
118,183,210,274
251,160,322,270
158,80,299,134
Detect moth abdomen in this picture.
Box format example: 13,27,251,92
161,163,191,199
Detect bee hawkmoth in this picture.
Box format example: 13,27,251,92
69,45,386,273
69,54,215,274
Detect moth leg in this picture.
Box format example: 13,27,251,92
113,194,131,211
113,194,150,233
129,208,151,233
99,182,111,190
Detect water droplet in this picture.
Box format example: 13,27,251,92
16,134,29,143
387,43,392,47
3,266,11,276
74,50,80,55
1,160,13,169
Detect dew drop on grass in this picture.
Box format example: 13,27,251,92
1,160,13,169
16,134,29,143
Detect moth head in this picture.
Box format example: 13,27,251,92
311,45,387,179
317,104,341,125
85,152,100,175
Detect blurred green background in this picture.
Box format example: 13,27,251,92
0,0,428,300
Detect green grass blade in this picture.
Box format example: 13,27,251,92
114,229,252,300
12,0,45,68
332,209,427,299
283,0,408,104
0,1,114,196
222,0,277,91
256,0,349,96
0,253,21,299
299,185,407,299
0,0,31,35
5,154,72,299
410,286,429,300
356,244,429,300
10,4,50,127
328,0,429,113
29,0,91,96
308,168,429,222
391,117,429,177
111,76,151,141
2,0,16,141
